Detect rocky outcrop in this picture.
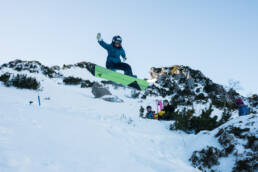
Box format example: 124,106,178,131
189,114,258,172
143,65,239,110
0,59,62,78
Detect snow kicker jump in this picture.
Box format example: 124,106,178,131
87,63,148,91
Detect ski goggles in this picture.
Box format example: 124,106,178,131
114,40,122,44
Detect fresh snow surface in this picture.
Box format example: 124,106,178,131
0,69,221,172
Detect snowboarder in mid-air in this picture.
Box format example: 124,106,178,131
97,33,136,77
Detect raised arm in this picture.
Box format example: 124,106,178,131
98,40,111,50
97,33,111,50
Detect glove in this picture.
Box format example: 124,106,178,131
97,33,102,41
122,56,127,62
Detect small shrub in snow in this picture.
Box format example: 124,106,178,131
170,108,195,132
62,64,73,69
11,74,40,90
245,135,258,151
141,93,147,99
50,65,60,71
211,99,225,109
203,81,218,93
229,127,250,139
248,94,258,108
233,156,258,172
195,93,207,101
170,105,225,134
62,76,95,88
75,62,88,68
63,76,82,85
221,109,232,123
41,66,58,78
190,146,222,171
180,88,194,96
139,106,144,118
0,74,40,90
0,73,11,83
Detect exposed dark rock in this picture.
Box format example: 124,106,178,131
91,83,111,98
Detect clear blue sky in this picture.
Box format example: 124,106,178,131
0,0,257,95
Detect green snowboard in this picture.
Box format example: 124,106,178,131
87,63,148,90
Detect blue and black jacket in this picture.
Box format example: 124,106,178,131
98,40,126,66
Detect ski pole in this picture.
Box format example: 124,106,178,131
38,92,41,106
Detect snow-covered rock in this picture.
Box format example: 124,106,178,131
190,114,258,171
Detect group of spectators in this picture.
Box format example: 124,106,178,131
145,100,175,120
145,98,249,120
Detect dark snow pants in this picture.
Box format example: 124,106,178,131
106,62,133,76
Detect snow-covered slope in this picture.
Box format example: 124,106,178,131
0,60,257,172
0,73,201,172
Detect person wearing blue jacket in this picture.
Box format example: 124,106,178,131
146,106,155,119
236,98,249,116
97,33,135,77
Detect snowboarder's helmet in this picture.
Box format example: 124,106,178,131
146,106,152,110
163,100,169,104
112,35,122,44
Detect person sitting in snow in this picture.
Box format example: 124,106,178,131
163,100,175,113
146,106,155,119
157,100,175,120
97,33,136,77
236,98,249,116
